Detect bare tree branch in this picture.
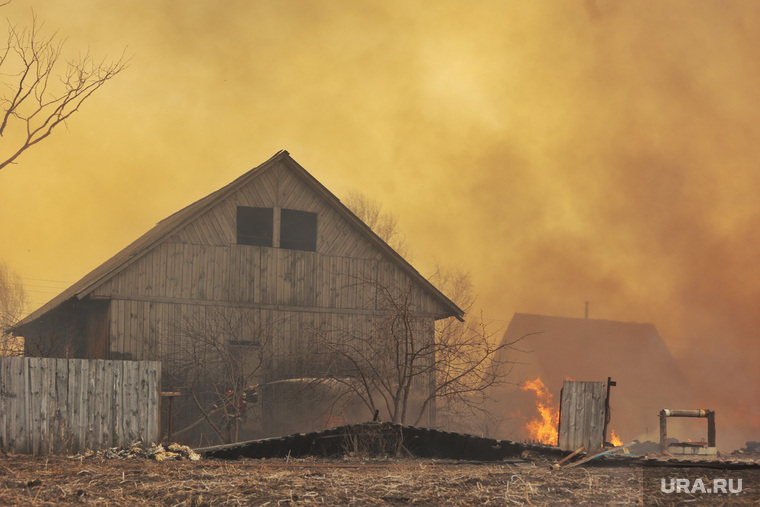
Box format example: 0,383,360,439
162,305,274,445
0,11,128,172
344,191,410,258
308,271,525,429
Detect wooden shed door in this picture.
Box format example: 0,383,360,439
558,381,607,452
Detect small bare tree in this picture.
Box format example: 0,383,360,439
340,192,523,431
0,261,26,355
426,265,515,435
162,305,277,445
344,190,409,257
0,9,128,172
310,274,523,427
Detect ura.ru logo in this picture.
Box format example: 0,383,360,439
660,478,742,494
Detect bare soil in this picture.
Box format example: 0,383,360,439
0,454,756,506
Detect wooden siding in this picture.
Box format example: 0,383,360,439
84,299,110,359
0,357,160,455
166,163,381,260
558,380,607,452
105,300,435,377
94,245,445,316
91,161,448,318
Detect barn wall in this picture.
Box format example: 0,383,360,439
21,303,79,358
95,245,440,314
104,301,436,381
77,159,447,441
102,299,436,443
21,298,110,359
163,162,382,260
91,161,447,319
84,299,110,359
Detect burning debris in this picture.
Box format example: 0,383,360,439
731,441,760,459
520,377,559,445
620,439,672,456
608,429,624,447
68,442,201,461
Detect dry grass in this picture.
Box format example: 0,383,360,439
0,454,649,505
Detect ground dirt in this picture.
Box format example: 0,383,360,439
0,454,757,506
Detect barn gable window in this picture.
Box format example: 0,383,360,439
280,209,317,252
236,206,317,251
237,207,273,246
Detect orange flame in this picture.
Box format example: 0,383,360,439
609,429,623,447
520,377,559,445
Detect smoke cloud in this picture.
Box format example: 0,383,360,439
0,1,758,448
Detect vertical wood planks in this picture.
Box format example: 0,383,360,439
27,358,40,454
558,380,607,453
0,358,20,452
53,358,68,454
75,358,88,453
0,357,160,455
112,359,123,447
124,361,140,445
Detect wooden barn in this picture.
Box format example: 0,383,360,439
13,150,463,444
491,313,693,445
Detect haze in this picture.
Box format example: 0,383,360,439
1,1,758,448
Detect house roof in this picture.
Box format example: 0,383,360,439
502,313,688,391
15,151,464,331
495,312,693,442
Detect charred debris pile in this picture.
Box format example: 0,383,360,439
196,422,569,461
51,424,760,472
194,423,760,471
731,441,760,459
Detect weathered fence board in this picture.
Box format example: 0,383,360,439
0,357,160,455
558,380,607,453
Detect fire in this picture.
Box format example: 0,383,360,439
520,377,559,445
609,429,623,447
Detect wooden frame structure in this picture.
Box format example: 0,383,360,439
659,409,716,454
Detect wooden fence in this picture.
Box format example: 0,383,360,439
0,357,160,455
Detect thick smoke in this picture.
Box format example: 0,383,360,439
1,1,758,448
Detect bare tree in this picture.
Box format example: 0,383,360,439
0,9,128,172
0,261,26,355
428,266,495,432
310,274,523,428
344,190,409,257
161,305,276,445
339,192,522,431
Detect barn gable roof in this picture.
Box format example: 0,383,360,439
16,151,463,330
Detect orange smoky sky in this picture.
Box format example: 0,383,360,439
1,1,759,446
